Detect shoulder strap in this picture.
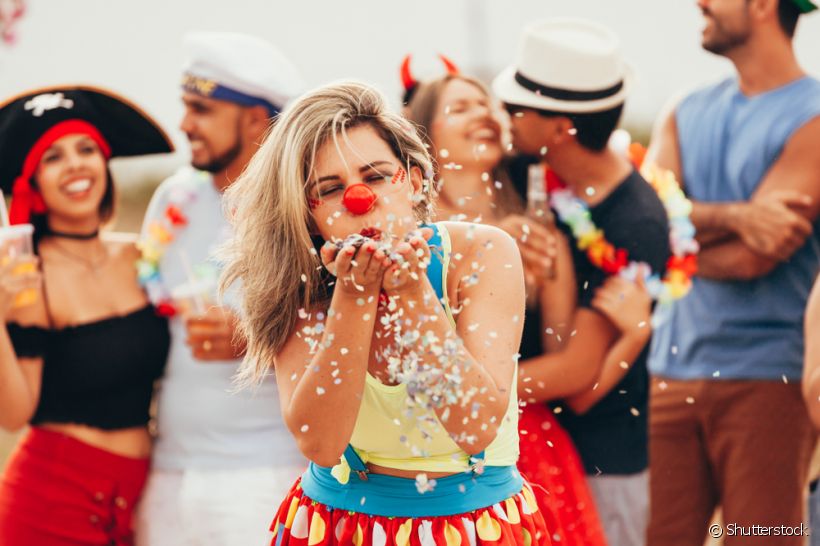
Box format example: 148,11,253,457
423,223,445,302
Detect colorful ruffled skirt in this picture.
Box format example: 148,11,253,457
517,404,608,546
269,476,554,546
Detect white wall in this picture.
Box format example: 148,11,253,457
2,0,819,168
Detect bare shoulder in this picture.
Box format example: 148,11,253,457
102,231,140,262
439,221,517,257
438,222,522,294
784,116,820,156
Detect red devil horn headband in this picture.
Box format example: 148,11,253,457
400,54,461,105
438,54,459,75
400,55,416,92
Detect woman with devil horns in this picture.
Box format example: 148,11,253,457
402,56,653,545
0,86,173,545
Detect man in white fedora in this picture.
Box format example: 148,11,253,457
494,18,671,546
136,32,306,545
646,0,820,544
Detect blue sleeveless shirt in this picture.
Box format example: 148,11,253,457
649,76,820,381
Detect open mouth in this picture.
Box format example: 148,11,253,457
471,127,499,141
61,178,93,196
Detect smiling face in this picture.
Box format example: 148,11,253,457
180,92,245,173
34,133,108,226
308,124,422,243
429,78,503,170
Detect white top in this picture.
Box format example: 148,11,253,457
141,166,304,470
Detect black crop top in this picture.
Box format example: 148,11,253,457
7,305,170,430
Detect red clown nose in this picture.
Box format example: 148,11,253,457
342,184,377,215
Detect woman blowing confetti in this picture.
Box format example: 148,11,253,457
220,81,553,546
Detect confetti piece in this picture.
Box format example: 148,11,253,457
300,424,309,432
685,396,695,404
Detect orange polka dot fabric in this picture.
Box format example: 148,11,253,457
517,404,608,546
268,479,554,546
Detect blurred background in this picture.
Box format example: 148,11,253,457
1,0,820,468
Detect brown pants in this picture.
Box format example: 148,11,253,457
648,378,816,546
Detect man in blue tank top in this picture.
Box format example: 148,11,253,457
647,1,820,544
135,33,307,546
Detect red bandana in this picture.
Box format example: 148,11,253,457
9,119,112,225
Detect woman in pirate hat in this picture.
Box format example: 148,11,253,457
0,85,173,545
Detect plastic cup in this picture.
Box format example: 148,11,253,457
0,224,37,308
170,278,215,319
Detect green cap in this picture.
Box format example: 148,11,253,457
791,0,817,13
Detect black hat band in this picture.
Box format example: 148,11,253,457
514,71,623,102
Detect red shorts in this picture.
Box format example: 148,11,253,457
0,427,149,546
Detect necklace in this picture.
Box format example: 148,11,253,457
136,170,207,317
545,153,699,304
46,239,109,271
47,228,100,240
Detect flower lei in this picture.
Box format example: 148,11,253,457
546,143,699,304
136,171,207,316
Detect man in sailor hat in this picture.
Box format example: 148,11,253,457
136,32,306,546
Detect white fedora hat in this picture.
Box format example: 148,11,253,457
493,18,633,114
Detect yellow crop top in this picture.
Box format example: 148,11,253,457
334,223,519,479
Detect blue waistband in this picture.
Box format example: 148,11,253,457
299,462,524,517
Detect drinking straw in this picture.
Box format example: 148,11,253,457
0,190,10,228
178,249,206,315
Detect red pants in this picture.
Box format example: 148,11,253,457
0,427,149,546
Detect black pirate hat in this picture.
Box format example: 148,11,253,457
0,85,173,222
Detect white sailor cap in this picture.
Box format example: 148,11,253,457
181,31,304,116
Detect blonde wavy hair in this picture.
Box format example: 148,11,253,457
220,81,436,384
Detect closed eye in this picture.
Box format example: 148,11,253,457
365,174,387,183
317,184,344,196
